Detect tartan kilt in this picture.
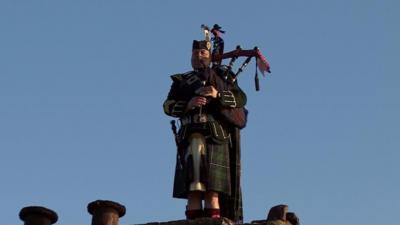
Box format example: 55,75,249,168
173,139,231,198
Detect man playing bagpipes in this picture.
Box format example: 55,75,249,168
163,24,270,222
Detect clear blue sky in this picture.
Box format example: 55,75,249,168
1,1,399,225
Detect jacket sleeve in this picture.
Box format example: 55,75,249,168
163,75,188,117
218,82,247,108
213,65,247,108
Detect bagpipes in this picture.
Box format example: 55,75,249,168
201,24,271,91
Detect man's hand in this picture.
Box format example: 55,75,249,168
186,96,207,112
196,86,218,98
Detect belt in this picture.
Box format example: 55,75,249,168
180,114,216,125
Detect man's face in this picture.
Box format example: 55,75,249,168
191,49,211,70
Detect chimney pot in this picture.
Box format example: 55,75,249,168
19,206,58,225
87,200,126,225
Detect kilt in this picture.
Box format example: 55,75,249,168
172,136,231,198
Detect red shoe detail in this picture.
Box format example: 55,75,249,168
204,208,220,219
185,209,204,219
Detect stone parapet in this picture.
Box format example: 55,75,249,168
137,218,234,225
